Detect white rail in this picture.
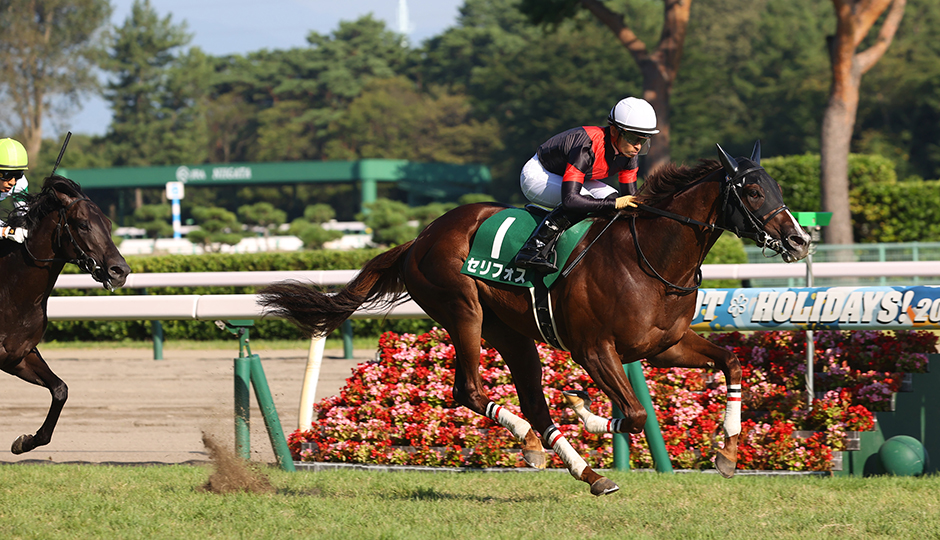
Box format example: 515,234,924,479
51,260,940,290
46,294,426,321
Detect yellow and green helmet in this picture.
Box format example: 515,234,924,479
0,138,28,171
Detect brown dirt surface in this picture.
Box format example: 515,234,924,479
0,345,375,465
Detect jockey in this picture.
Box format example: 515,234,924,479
0,138,29,244
514,97,659,273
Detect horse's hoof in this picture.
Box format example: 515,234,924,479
590,477,619,496
522,449,547,469
714,451,736,478
562,390,591,408
11,434,31,455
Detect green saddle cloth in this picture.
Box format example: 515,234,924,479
459,208,592,289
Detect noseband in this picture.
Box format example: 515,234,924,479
24,197,113,291
719,165,790,257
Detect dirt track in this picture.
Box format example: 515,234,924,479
0,345,375,465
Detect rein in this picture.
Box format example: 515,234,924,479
23,197,110,290
629,168,790,292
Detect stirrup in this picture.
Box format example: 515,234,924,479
514,250,558,273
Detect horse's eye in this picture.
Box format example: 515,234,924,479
77,221,91,231
746,188,762,200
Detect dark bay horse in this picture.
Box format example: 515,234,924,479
260,143,810,495
0,175,130,454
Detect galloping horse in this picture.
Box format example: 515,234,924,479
260,143,810,495
0,175,130,454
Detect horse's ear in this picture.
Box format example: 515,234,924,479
750,140,761,164
716,144,739,176
50,182,77,207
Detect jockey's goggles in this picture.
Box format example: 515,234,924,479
618,129,651,146
0,170,24,181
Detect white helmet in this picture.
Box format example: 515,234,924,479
608,97,659,135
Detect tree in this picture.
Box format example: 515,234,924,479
132,203,173,239
186,206,245,252
288,204,343,250
519,0,694,171
237,202,287,241
820,0,906,245
323,77,502,164
357,199,417,247
0,0,111,164
102,0,206,167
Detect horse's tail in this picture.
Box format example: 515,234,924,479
258,241,414,338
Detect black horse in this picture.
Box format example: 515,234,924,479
0,175,129,454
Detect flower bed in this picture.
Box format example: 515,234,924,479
288,328,935,472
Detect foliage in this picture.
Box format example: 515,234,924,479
101,0,207,167
851,178,940,243
131,203,173,239
237,202,287,238
0,0,111,163
701,234,747,288
289,328,936,471
185,206,246,252
323,77,503,165
288,204,343,250
357,199,417,247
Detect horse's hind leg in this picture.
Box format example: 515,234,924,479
647,329,742,478
446,317,546,469
483,326,617,496
3,348,68,454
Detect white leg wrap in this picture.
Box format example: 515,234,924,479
543,424,587,480
723,384,742,437
485,402,531,442
570,402,625,434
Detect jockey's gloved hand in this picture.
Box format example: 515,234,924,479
614,195,637,210
0,226,28,243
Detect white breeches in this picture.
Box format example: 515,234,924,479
520,155,617,208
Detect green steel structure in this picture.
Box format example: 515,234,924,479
60,159,491,214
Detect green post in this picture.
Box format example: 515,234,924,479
611,403,630,471
625,362,674,473
360,177,377,215
250,355,297,472
218,320,296,471
151,320,164,361
234,355,251,460
342,320,353,359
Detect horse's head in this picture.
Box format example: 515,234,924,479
716,142,810,263
42,176,130,290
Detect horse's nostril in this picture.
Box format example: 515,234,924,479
789,234,807,247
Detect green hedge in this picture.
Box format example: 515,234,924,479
763,153,940,243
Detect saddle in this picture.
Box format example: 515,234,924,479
459,206,593,350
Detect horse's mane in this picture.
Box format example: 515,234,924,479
635,159,722,205
4,175,86,230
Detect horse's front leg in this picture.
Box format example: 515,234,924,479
647,329,742,478
2,348,68,454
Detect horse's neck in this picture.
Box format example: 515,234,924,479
628,181,723,284
21,214,68,297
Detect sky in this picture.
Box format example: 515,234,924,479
67,0,465,136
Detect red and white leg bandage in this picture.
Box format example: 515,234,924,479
543,424,588,479
723,384,742,437
485,402,531,442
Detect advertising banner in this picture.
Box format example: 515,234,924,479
692,286,940,331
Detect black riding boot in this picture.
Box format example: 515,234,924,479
513,207,573,274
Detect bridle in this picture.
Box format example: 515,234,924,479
628,142,791,292
23,196,113,291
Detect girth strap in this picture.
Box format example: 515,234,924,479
529,278,568,351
